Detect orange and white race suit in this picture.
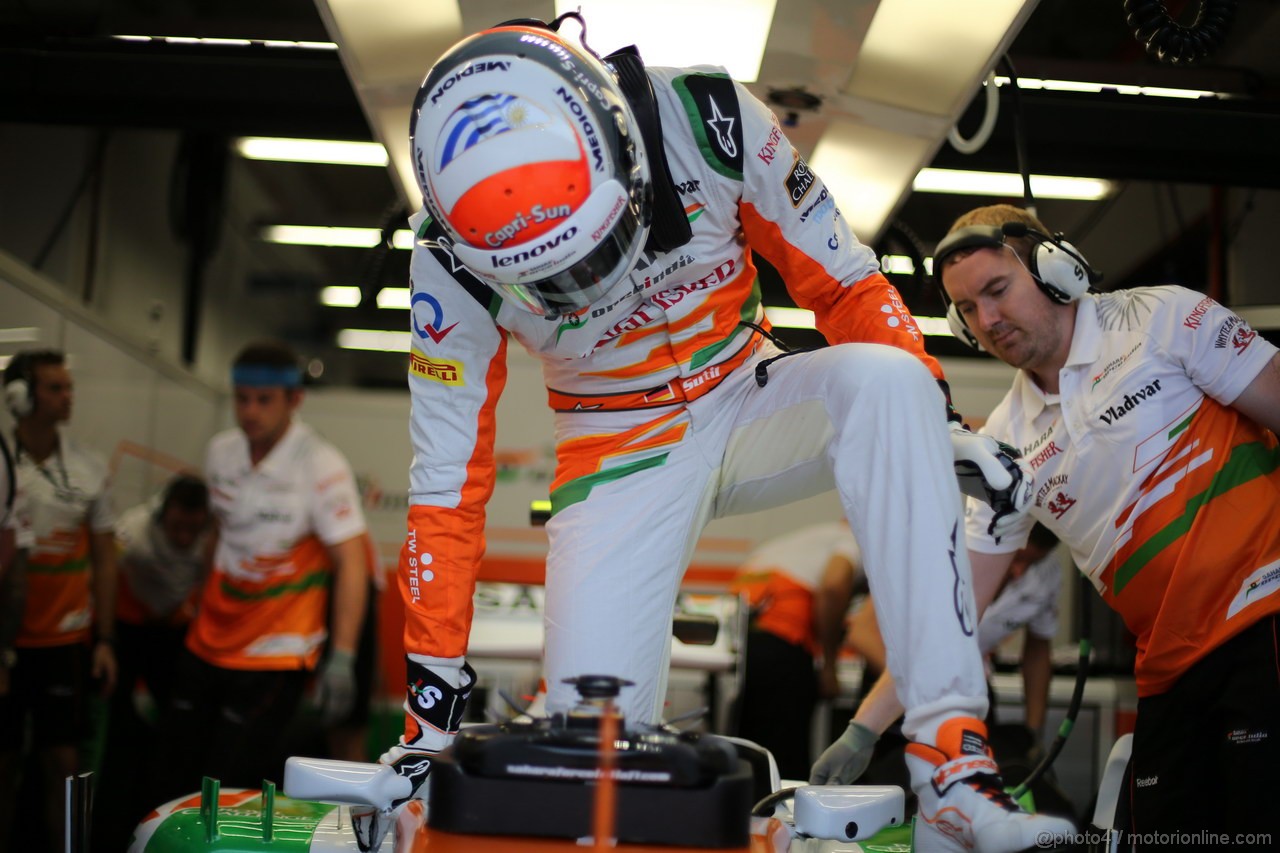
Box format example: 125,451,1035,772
189,421,366,671
967,287,1280,697
15,438,113,647
398,65,990,752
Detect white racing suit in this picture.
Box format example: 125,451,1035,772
395,65,988,758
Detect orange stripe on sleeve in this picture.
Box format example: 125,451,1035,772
738,200,944,381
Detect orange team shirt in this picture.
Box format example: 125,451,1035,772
188,420,366,670
730,521,862,655
967,287,1280,697
14,438,114,647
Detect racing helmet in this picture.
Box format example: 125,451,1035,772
410,22,653,317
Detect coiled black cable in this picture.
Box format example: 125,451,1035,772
1123,0,1238,65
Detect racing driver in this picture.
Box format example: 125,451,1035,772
376,17,1074,852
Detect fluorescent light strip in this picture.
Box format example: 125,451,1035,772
262,225,380,248
336,310,951,351
0,327,41,344
111,35,335,50
914,316,953,337
376,288,411,309
764,306,815,330
914,168,1112,201
320,286,362,307
881,254,934,277
262,225,418,250
993,75,1223,100
337,329,410,352
236,137,388,167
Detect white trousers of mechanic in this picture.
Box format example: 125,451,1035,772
541,342,989,746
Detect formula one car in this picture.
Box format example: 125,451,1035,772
128,675,917,853
127,674,1109,852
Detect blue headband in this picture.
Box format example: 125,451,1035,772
231,365,302,388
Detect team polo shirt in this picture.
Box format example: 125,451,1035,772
731,521,863,654
967,286,1280,697
188,421,366,671
15,437,114,647
115,502,207,625
976,550,1060,654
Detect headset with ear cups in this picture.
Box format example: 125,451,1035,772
933,221,1103,350
3,353,35,419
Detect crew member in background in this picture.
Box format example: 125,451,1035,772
0,430,32,658
150,340,367,801
730,520,863,779
910,202,1278,848
833,523,1073,821
95,473,210,848
316,531,383,763
0,349,117,853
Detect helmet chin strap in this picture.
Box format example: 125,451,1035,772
604,46,693,255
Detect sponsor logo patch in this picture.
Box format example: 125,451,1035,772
411,291,460,344
554,86,604,172
429,60,511,105
1232,324,1257,354
1026,440,1062,471
1182,295,1215,330
1226,558,1280,619
785,152,816,207
948,523,975,636
409,352,463,385
1227,728,1270,745
757,124,783,165
1098,379,1162,425
1091,341,1143,389
1046,491,1077,519
1035,474,1069,508
705,95,738,158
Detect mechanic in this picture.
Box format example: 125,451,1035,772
149,341,368,800
381,19,1073,852
96,473,210,848
0,349,117,853
833,523,1072,821
930,204,1279,846
729,519,865,779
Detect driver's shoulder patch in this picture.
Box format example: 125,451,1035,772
671,73,744,181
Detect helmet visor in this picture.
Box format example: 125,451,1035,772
495,201,642,316
447,178,648,317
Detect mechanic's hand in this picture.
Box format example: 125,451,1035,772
810,720,879,785
91,640,118,696
949,422,1034,540
315,649,357,726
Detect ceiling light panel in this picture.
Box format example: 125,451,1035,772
843,0,1033,118
913,168,1113,201
337,329,411,352
236,137,388,166
553,0,778,82
320,286,362,307
810,118,933,239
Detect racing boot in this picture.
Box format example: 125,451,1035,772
352,657,476,851
905,716,1075,852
